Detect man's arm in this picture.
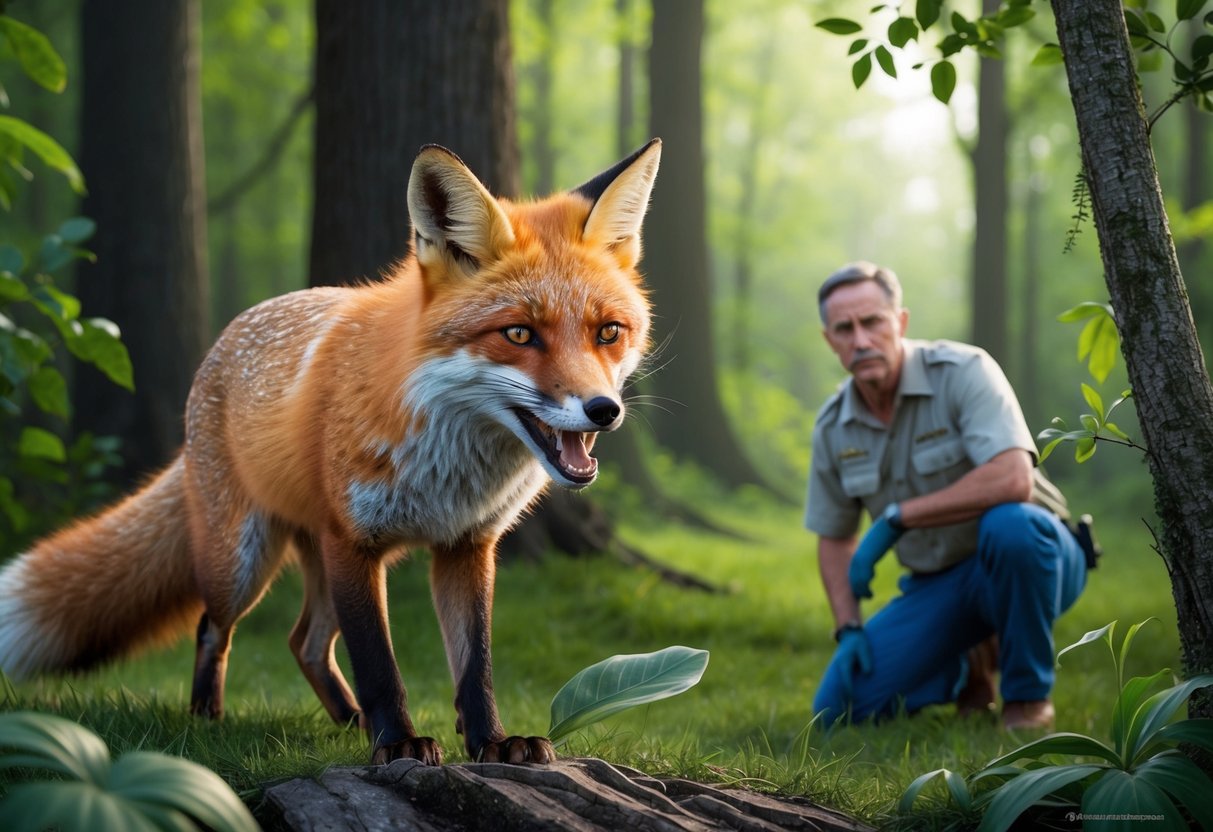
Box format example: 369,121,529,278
819,534,862,628
900,448,1033,529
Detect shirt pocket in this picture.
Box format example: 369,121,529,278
911,437,968,476
840,460,880,498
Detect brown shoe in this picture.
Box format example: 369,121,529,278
956,635,998,718
1002,699,1055,731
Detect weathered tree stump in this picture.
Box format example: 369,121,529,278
260,756,872,831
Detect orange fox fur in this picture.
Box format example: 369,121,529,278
0,140,662,765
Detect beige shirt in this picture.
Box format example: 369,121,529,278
804,339,1037,574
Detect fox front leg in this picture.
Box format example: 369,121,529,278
323,535,442,765
431,536,555,764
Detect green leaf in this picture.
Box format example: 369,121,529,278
1081,383,1105,421
1112,669,1171,756
548,646,709,744
106,752,260,832
1146,12,1168,33
916,0,942,29
1081,769,1186,832
888,16,918,48
0,17,67,93
71,318,134,391
982,732,1121,770
32,284,81,322
1127,675,1213,761
930,60,956,103
0,781,165,832
875,45,897,78
0,711,112,783
0,271,28,302
848,38,869,56
997,7,1035,28
1133,753,1213,831
0,116,84,194
29,365,69,417
1147,719,1213,757
57,216,96,245
1075,436,1096,463
1058,622,1115,666
901,768,956,812
817,18,863,35
852,52,873,88
977,764,1105,832
17,426,66,462
1117,619,1154,687
0,476,29,531
1125,10,1150,36
1057,301,1112,322
0,242,25,274
1031,43,1064,66
1102,421,1131,441
1079,413,1099,433
1179,0,1205,21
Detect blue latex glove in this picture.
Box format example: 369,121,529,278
835,626,873,698
848,503,905,600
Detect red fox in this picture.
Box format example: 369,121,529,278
0,140,662,766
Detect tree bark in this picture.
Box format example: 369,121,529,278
1051,0,1213,715
310,0,517,286
75,0,209,485
968,0,1009,368
645,0,767,488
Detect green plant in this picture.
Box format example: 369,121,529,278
0,710,258,832
548,645,709,745
900,620,1213,831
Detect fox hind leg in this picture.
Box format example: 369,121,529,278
289,531,361,727
431,537,555,764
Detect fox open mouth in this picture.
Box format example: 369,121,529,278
512,408,597,484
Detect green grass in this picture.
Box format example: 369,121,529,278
0,486,1181,827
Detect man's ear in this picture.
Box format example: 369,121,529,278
574,138,661,267
407,145,515,276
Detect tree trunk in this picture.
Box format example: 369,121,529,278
309,0,517,286
75,0,209,485
1051,0,1213,716
645,0,767,488
530,0,555,195
968,0,1009,368
616,0,636,158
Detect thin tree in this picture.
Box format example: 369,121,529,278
75,0,209,484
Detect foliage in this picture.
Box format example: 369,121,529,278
548,645,710,745
899,620,1213,831
0,710,259,832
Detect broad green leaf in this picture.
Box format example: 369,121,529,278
817,18,863,35
0,17,67,93
29,365,69,417
1133,753,1213,831
852,53,873,88
1146,12,1167,33
915,0,942,29
1080,383,1104,421
1031,43,1064,66
1082,769,1187,832
0,476,29,531
982,732,1121,769
32,284,81,321
0,781,164,832
0,711,111,783
977,764,1104,832
0,242,24,274
997,6,1035,28
0,116,84,194
1058,622,1115,666
0,271,27,301
1102,421,1131,441
17,426,65,462
106,752,260,832
72,318,134,391
1079,413,1099,433
1074,436,1096,463
1112,669,1170,756
930,60,956,103
548,646,709,743
39,233,75,271
1124,10,1150,36
1127,675,1213,761
1057,301,1112,322
1179,0,1205,21
875,45,897,78
57,216,96,244
1145,719,1213,758
888,16,918,48
848,38,869,55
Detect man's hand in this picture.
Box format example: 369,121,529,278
848,503,905,599
835,625,873,697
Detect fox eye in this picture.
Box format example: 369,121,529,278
503,325,535,346
598,322,621,344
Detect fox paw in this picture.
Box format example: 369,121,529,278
476,735,556,764
372,736,443,766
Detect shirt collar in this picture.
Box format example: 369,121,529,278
838,339,934,425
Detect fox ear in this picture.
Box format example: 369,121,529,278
408,145,515,276
575,138,661,267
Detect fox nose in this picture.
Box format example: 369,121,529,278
584,396,621,427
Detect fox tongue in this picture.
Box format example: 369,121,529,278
558,431,592,471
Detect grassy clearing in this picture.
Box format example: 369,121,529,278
0,484,1180,826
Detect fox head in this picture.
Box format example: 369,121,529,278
403,140,661,489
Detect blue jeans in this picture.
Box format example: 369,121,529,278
813,503,1087,725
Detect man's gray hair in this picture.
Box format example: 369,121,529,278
817,261,903,323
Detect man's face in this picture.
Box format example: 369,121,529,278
822,280,908,391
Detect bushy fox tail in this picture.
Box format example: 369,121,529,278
0,456,203,680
